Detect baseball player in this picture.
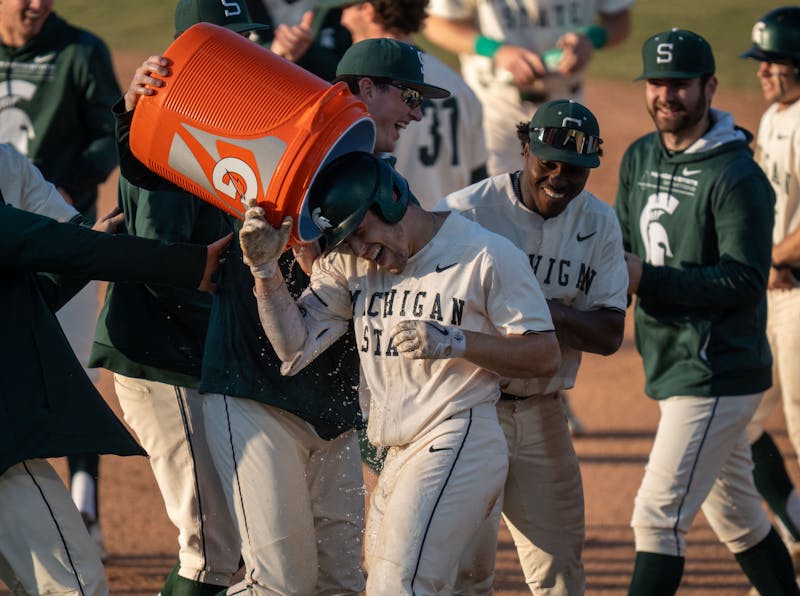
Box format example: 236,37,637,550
741,6,800,570
323,0,488,208
442,99,627,594
424,0,633,176
0,142,229,595
245,0,353,81
0,0,122,555
615,29,799,595
87,1,268,594
104,3,363,595
239,150,561,594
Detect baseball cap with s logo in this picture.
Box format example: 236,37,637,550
636,28,715,80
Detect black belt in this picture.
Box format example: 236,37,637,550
519,84,582,104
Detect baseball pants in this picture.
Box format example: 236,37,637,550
632,393,772,556
365,403,508,595
0,459,107,595
113,374,240,586
455,393,585,595
747,288,800,446
202,395,365,595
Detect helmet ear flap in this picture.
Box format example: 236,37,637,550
371,159,411,224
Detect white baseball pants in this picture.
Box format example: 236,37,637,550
632,394,771,556
114,374,240,586
203,395,365,595
455,393,585,595
365,403,508,595
0,459,107,595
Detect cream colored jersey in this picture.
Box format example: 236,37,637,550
441,173,627,395
755,99,800,251
393,53,488,209
428,0,632,100
283,212,554,447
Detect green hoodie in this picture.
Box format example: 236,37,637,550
615,109,775,399
0,13,119,214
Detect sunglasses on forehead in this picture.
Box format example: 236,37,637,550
388,82,423,110
530,126,603,155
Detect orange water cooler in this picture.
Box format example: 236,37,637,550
130,22,375,245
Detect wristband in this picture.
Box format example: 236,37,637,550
578,24,608,50
475,35,503,58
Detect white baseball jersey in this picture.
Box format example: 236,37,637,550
441,173,627,395
282,212,555,447
427,0,634,174
393,53,488,209
428,0,632,100
0,143,79,222
755,99,800,253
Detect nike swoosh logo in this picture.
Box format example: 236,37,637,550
776,134,789,140
33,52,56,64
429,445,452,453
576,232,596,242
681,167,701,176
435,262,458,272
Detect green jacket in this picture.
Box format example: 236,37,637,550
0,199,209,475
0,12,119,214
614,109,774,399
90,105,230,387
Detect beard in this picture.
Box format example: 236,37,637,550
647,89,707,134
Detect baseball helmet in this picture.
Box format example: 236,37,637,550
309,152,412,253
741,7,800,63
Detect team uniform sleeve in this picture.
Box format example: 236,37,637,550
56,38,121,200
598,0,635,16
1,145,80,222
637,172,774,308
484,238,555,335
275,253,353,376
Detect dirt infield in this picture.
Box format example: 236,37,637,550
3,54,795,595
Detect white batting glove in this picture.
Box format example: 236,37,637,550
239,201,292,279
390,320,467,359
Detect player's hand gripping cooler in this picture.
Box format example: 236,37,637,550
130,22,375,246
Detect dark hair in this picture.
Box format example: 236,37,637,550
369,0,428,36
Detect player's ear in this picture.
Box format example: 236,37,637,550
358,77,375,103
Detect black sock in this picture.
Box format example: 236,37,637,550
628,551,684,596
735,527,800,595
752,431,800,541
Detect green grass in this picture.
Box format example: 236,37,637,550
57,0,774,90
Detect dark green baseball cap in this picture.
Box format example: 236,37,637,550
336,38,451,99
527,100,602,169
175,0,269,35
636,28,715,80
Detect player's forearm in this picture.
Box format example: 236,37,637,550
423,17,481,55
599,9,632,48
772,227,800,268
253,275,308,361
462,330,561,379
548,302,625,355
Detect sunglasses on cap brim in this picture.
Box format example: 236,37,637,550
388,82,423,110
530,126,603,155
